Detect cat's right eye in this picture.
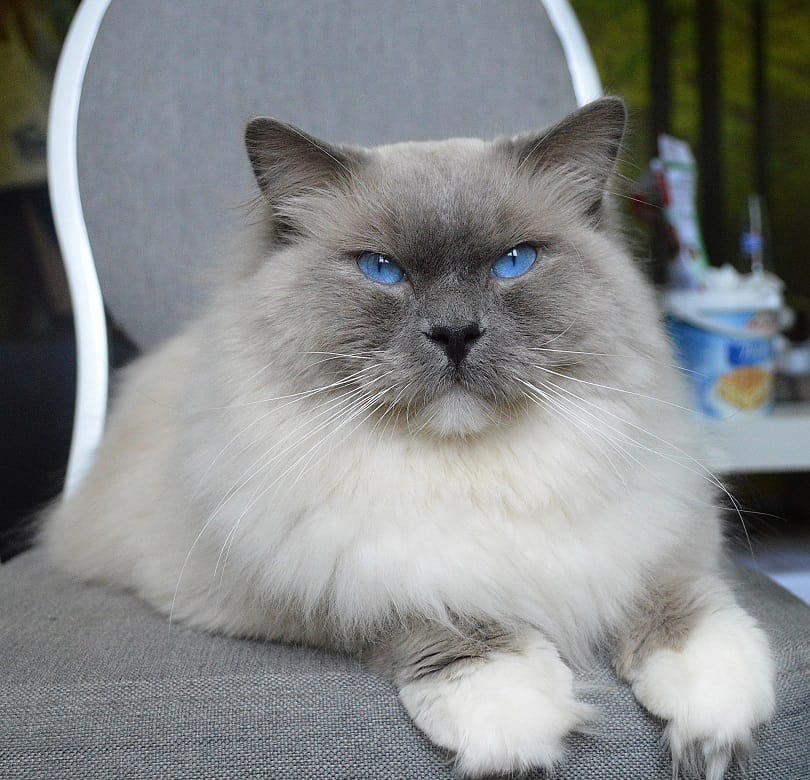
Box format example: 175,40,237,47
490,244,537,279
357,252,406,285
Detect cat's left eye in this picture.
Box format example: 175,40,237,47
490,244,537,279
357,252,406,285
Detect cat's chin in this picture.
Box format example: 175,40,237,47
413,388,495,438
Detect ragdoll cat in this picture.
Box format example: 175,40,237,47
44,97,774,778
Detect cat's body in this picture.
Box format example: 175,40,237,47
44,99,774,778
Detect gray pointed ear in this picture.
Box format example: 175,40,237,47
245,118,366,206
501,96,626,219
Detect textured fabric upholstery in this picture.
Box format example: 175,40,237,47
76,0,580,349
2,549,808,778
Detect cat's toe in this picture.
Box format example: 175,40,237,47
630,610,775,779
399,642,594,777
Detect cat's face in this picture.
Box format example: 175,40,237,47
244,98,633,437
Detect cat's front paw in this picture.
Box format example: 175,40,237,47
399,637,593,778
630,608,775,780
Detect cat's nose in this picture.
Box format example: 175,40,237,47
427,323,482,368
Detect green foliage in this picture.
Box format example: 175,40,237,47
571,0,810,300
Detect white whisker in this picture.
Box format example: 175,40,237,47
531,374,755,562
215,383,393,579
528,346,707,378
531,363,694,413
519,383,632,486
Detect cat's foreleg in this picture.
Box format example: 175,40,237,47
368,622,594,778
616,576,775,780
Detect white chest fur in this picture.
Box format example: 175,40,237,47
190,398,694,651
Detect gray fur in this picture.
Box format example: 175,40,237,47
367,619,516,687
615,580,719,680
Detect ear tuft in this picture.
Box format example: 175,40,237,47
502,96,627,219
245,118,365,206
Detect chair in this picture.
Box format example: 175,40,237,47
2,2,807,777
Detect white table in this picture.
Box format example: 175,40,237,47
707,403,810,605
705,402,810,474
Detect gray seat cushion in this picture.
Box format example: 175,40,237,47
1,549,808,778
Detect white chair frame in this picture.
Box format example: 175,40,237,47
48,0,602,497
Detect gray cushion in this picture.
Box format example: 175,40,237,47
76,0,580,349
1,549,808,778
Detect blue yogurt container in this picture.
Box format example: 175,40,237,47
665,287,781,418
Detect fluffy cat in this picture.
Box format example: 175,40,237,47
43,97,775,778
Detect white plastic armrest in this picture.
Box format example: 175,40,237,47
48,0,113,497
541,0,603,105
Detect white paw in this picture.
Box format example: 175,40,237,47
399,636,593,778
630,607,775,779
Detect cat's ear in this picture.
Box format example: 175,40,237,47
501,96,626,220
245,117,366,206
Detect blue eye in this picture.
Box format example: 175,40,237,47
490,244,537,279
357,252,406,285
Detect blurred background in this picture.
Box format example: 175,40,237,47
576,0,810,303
1,0,809,560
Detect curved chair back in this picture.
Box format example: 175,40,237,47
49,0,601,494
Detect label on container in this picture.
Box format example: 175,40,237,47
667,310,775,418
740,231,764,255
